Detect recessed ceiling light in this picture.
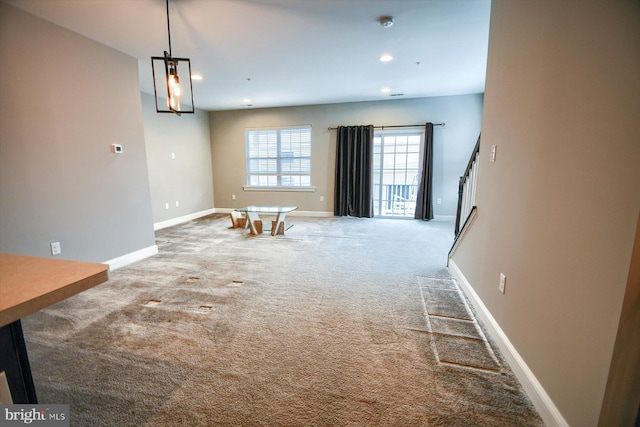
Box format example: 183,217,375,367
379,54,393,63
242,98,251,104
381,87,391,93
191,74,203,80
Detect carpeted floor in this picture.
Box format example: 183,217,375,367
22,214,543,426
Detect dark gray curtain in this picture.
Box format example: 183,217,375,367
414,123,434,220
334,125,374,218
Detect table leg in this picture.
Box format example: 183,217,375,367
272,212,288,236
0,320,38,404
245,211,262,235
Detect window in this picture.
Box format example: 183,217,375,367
245,126,312,188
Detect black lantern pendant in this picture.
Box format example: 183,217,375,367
151,0,194,115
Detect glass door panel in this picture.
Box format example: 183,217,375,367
373,133,422,217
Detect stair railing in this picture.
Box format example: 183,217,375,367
448,135,481,264
454,135,480,237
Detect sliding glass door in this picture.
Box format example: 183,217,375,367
372,132,422,217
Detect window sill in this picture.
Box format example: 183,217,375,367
243,186,316,192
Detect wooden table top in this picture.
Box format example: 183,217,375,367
0,253,109,327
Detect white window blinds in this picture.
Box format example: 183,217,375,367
245,126,312,187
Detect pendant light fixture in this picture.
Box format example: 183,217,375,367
151,0,194,115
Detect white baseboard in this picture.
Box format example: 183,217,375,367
104,245,158,271
290,210,334,217
214,208,334,218
448,259,568,427
154,208,216,231
434,215,456,220
215,209,451,219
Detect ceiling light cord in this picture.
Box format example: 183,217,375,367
166,0,172,57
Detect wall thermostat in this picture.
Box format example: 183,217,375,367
111,144,123,154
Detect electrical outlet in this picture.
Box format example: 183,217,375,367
320,196,324,202
499,273,506,294
175,201,179,207
165,202,169,209
232,194,236,200
436,198,442,205
51,242,61,256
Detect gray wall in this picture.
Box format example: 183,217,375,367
141,93,214,225
451,1,640,426
0,2,156,262
210,95,483,215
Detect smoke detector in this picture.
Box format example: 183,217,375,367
379,16,394,28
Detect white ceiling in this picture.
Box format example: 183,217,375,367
6,0,491,111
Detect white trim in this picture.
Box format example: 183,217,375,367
448,259,569,427
245,124,312,131
215,208,333,218
448,207,478,256
243,186,316,192
434,215,456,220
289,210,333,217
104,245,158,271
154,208,216,231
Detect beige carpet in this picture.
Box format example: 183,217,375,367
419,277,500,372
22,214,543,426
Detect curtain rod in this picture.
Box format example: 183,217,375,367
327,123,445,131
